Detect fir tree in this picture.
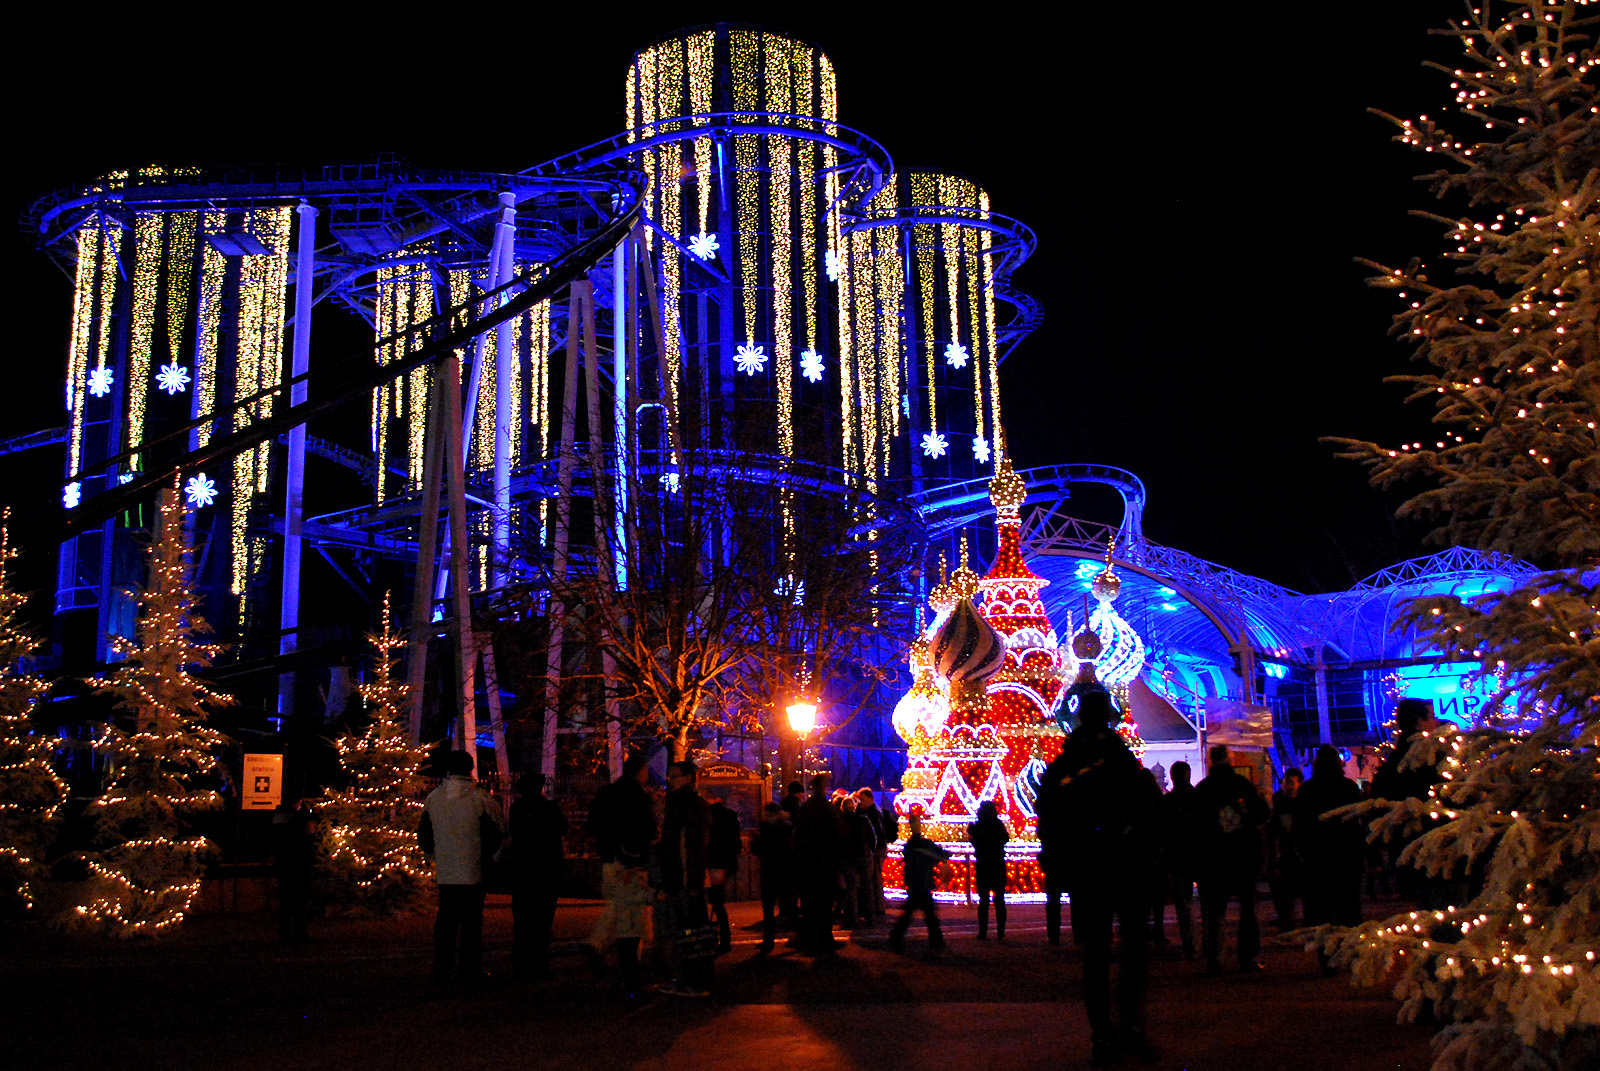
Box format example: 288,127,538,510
0,513,67,916
76,489,231,935
317,596,429,914
1328,4,1599,1068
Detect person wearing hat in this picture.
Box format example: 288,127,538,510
508,772,567,980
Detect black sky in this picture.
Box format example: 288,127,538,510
3,5,1465,596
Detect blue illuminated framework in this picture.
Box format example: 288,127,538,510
915,466,1546,775
21,23,1537,797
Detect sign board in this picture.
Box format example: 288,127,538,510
242,753,284,811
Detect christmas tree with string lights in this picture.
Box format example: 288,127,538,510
317,596,429,914
0,513,67,916
76,488,232,935
1328,4,1599,1067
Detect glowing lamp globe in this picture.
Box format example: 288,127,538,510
786,699,818,735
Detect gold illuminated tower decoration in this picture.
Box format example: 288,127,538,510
624,27,890,474
841,171,1016,483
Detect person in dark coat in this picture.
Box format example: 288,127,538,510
780,780,805,821
1141,767,1170,946
793,774,846,954
889,812,950,953
586,754,658,993
1296,745,1365,972
1267,767,1304,931
840,796,877,929
752,802,793,953
1051,689,1161,1066
778,779,805,927
1036,754,1071,947
1195,744,1271,975
855,788,890,920
969,799,1010,940
508,773,567,979
706,796,742,953
587,754,657,868
270,795,317,945
1156,760,1203,959
1371,698,1448,906
658,761,712,994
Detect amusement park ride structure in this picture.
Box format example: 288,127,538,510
20,24,1541,807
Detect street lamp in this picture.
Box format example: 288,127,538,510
786,698,818,735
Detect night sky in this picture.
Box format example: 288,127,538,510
3,7,1467,604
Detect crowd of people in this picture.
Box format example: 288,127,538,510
381,694,1446,1067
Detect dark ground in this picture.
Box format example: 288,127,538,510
5,893,1435,1071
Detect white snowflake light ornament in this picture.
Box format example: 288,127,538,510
973,435,991,464
825,249,841,282
944,342,970,369
185,473,218,509
688,231,719,260
63,482,81,509
88,366,114,398
156,362,191,395
799,349,825,383
921,431,949,459
734,342,768,376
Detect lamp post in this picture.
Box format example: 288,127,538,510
783,695,819,791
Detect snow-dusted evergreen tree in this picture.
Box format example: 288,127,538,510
0,514,66,916
77,488,231,935
1328,4,1599,1068
317,596,429,913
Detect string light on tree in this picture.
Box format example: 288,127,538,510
0,511,67,915
317,595,431,913
74,487,231,935
1323,6,1600,1067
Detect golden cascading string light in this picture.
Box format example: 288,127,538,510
194,210,226,450
164,211,197,368
66,226,98,476
127,214,163,461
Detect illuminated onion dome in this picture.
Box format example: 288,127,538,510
988,446,1027,521
1087,562,1145,689
949,537,981,602
892,644,950,742
931,594,1006,711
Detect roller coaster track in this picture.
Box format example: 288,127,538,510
525,111,894,210
914,463,1147,547
846,203,1041,360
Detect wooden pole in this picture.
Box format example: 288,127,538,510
542,283,585,781
405,367,447,743
441,346,478,762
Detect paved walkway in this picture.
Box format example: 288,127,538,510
6,896,1434,1071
